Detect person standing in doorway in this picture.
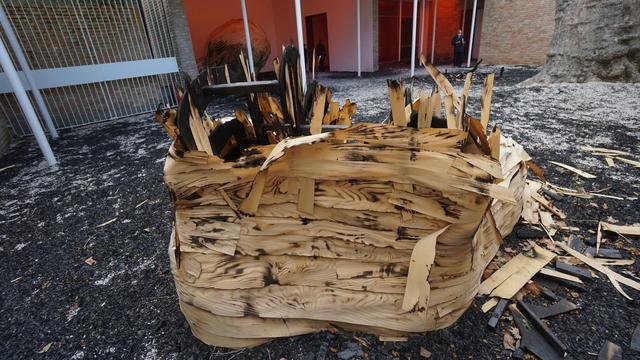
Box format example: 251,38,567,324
316,40,327,72
451,29,465,67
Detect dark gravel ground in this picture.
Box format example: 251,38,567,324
1,66,639,360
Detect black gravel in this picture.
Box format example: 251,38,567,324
1,67,639,360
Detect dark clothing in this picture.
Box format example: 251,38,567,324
453,50,464,67
451,35,465,51
316,43,327,71
451,34,465,67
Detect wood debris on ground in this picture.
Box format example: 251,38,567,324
475,142,640,359
37,342,53,354
95,218,117,228
580,145,640,169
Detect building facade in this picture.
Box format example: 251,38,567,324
479,0,556,65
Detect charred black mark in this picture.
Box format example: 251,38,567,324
184,192,202,201
186,236,203,247
301,218,311,225
196,236,217,245
410,151,417,161
345,153,380,162
263,267,278,285
255,248,267,255
396,226,408,238
232,156,267,168
243,301,257,317
352,270,374,279
370,193,380,202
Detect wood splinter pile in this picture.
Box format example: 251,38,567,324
159,51,531,348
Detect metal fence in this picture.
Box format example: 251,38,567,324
0,0,180,136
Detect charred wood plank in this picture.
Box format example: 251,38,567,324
555,261,593,281
509,304,565,360
487,298,509,329
525,298,580,319
517,300,569,357
201,80,280,96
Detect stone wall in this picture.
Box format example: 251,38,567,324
479,0,556,65
533,0,640,82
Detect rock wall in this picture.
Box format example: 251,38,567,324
533,0,640,82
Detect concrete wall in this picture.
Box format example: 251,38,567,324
183,0,377,73
479,0,556,65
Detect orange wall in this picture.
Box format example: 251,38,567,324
183,0,377,73
183,0,281,71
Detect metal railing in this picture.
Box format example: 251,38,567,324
0,0,180,136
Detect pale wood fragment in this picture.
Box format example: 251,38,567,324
387,80,406,126
548,161,596,179
601,222,640,236
402,227,448,311
309,85,327,135
480,73,494,131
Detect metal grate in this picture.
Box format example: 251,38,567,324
0,0,180,136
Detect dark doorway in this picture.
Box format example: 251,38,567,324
378,0,425,66
305,13,330,72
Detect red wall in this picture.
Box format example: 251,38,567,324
379,0,473,65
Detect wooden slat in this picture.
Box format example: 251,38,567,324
175,282,439,332
387,80,407,126
480,73,495,131
175,252,409,293
297,177,315,215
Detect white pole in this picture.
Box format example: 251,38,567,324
356,0,361,77
410,0,418,77
430,0,437,64
294,0,307,91
240,0,256,80
0,7,58,139
466,0,478,67
0,37,56,166
419,0,426,55
397,0,402,62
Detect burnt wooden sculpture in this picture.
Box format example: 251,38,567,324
157,51,529,348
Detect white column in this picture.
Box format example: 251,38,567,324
357,0,361,77
466,0,478,67
430,0,437,64
240,0,256,80
0,7,58,139
0,37,56,166
419,0,426,55
410,0,418,77
397,0,402,62
294,0,307,91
